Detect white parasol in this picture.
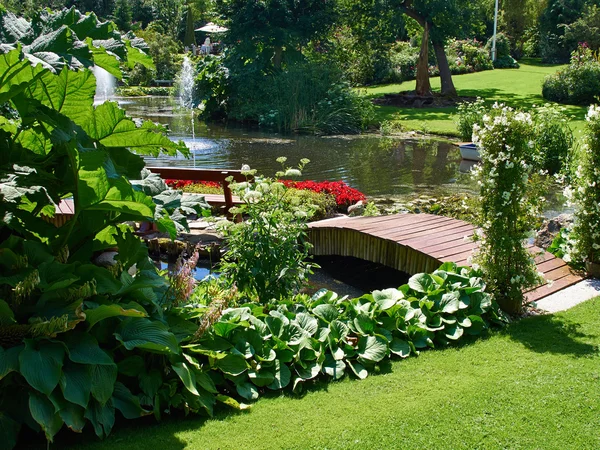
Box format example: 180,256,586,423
195,22,228,33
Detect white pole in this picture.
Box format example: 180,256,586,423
492,0,499,62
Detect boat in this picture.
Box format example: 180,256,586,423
458,142,481,162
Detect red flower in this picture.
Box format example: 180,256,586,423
280,179,366,207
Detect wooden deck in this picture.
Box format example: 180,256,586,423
308,214,583,303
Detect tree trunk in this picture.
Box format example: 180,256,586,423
432,39,457,97
415,23,432,96
273,46,283,70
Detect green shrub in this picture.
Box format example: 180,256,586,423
542,44,600,105
447,39,494,73
389,41,419,81
532,104,574,175
455,97,486,141
284,189,337,221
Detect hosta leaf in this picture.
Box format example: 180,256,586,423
267,360,291,390
439,292,460,314
172,362,199,396
139,369,162,397
112,382,148,419
323,354,346,380
84,398,115,439
215,354,248,376
390,338,411,358
347,360,368,380
64,332,113,365
294,312,318,336
357,336,388,363
408,273,434,293
372,288,402,310
117,355,144,376
115,318,180,354
85,303,147,328
236,381,259,401
216,395,250,411
0,345,22,380
58,402,85,433
329,320,349,341
90,364,117,405
458,316,472,328
466,315,486,335
19,339,64,395
59,362,92,408
445,324,464,340
296,361,321,380
409,326,433,349
353,313,375,335
312,304,338,323
248,368,275,387
29,391,63,442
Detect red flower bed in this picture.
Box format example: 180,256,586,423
165,179,221,189
280,180,366,207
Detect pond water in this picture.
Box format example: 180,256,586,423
119,96,568,216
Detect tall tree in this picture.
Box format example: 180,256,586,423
215,0,337,69
113,0,132,31
397,0,486,97
183,3,196,46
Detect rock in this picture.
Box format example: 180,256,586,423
94,251,118,267
347,201,365,216
535,214,573,249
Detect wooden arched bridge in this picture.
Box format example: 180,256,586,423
308,214,583,302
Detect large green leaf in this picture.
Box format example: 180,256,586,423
408,273,434,293
267,360,291,390
29,391,63,442
357,335,388,363
84,398,115,439
236,381,259,401
0,48,46,104
85,303,147,328
112,382,148,419
439,292,460,314
347,360,368,380
312,304,338,323
90,364,117,405
0,345,22,380
58,402,86,433
215,354,248,376
323,354,346,380
115,318,180,354
19,339,64,395
372,289,402,310
390,338,411,358
172,362,200,396
59,361,92,408
64,332,113,365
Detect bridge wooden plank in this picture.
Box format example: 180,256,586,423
373,218,464,240
430,242,479,259
345,214,438,232
536,258,568,273
399,223,475,245
415,235,476,254
525,274,583,302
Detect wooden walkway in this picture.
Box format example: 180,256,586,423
308,214,583,303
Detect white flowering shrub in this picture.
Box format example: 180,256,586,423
471,104,546,314
218,158,317,303
564,105,600,267
455,97,487,141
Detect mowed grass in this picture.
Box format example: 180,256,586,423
56,298,600,450
364,61,588,138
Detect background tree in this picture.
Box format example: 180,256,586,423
112,0,132,31
183,3,196,47
215,0,337,69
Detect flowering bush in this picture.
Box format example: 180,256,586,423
218,158,317,302
165,179,221,190
280,179,366,209
563,105,600,267
532,104,574,175
471,104,546,314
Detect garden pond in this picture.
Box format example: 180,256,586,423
120,96,568,216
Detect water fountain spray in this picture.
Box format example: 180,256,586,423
178,57,198,166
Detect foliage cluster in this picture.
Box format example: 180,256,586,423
217,159,317,303
193,56,374,135
471,104,546,314
0,9,229,448
542,44,600,106
185,262,507,404
455,97,487,141
562,105,600,266
446,38,494,74
485,32,519,69
389,194,479,224
117,86,174,96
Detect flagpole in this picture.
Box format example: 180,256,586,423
491,0,499,61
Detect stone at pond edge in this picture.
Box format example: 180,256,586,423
535,214,573,249
348,201,364,216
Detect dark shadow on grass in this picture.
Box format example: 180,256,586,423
503,313,598,356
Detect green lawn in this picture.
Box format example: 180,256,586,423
365,62,588,138
56,298,600,450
